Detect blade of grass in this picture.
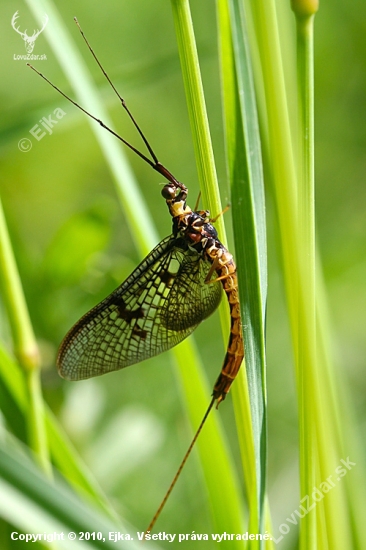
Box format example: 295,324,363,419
170,0,226,235
315,264,366,549
248,0,361,547
294,5,317,548
0,199,39,370
218,0,268,546
0,438,157,550
0,197,50,476
170,0,245,536
247,0,321,545
0,342,118,518
294,4,355,548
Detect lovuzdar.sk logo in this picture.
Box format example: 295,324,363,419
11,10,48,61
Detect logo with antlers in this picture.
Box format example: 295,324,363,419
11,11,48,54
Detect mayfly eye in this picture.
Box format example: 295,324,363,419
161,184,176,200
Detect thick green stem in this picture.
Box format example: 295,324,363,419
169,0,244,536
0,199,39,370
170,0,226,244
296,13,316,549
0,198,50,475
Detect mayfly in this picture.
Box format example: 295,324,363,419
28,18,244,533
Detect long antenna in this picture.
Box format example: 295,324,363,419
145,397,216,536
73,17,159,166
27,19,185,190
27,63,157,168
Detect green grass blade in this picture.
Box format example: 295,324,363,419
0,199,39,369
248,0,364,546
294,8,319,547
0,439,155,550
296,7,364,545
0,197,50,476
170,0,245,536
0,343,117,517
218,0,268,545
170,0,225,231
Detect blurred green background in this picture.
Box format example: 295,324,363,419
0,0,365,547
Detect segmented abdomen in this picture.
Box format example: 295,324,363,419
212,255,244,405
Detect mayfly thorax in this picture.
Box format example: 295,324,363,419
28,17,244,533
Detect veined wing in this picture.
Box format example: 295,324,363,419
57,235,222,380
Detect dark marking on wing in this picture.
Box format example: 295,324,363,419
132,324,148,340
158,270,176,286
57,235,222,381
111,295,145,323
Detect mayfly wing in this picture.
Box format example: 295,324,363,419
57,235,222,381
